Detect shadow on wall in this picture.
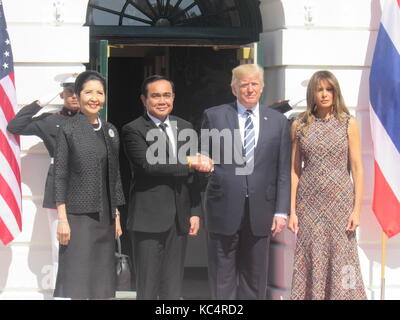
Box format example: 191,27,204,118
0,244,12,294
28,204,53,298
263,0,290,299
22,142,53,298
1,140,52,297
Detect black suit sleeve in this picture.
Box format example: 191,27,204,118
200,111,212,157
196,111,212,191
189,172,202,216
122,124,191,177
275,118,291,214
112,127,126,207
7,101,43,136
54,126,69,204
184,121,202,214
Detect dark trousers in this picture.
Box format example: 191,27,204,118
207,200,271,300
131,221,187,300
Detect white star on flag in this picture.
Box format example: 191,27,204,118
4,51,9,57
5,39,10,45
3,62,8,69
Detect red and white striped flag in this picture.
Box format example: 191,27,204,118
369,0,400,238
0,3,22,245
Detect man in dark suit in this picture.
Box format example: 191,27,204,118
122,75,212,300
201,64,291,300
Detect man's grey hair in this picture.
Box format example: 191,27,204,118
231,64,264,87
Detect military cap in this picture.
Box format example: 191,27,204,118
60,73,79,89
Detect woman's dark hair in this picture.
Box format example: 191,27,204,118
74,70,107,96
141,75,175,97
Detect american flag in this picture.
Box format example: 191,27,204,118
0,2,21,245
369,0,400,238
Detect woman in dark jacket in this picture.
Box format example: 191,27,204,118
53,70,125,299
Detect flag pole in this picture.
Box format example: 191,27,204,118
380,231,387,300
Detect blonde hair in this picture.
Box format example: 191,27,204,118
231,64,264,87
298,70,349,134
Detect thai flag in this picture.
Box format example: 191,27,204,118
369,0,400,238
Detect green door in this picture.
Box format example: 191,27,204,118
89,39,109,120
99,40,108,120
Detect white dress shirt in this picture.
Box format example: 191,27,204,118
147,112,176,157
236,101,287,220
237,101,260,148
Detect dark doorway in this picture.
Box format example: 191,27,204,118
108,46,237,128
169,46,238,131
108,57,144,126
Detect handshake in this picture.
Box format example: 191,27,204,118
187,153,214,173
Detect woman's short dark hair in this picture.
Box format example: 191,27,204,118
74,70,107,96
141,75,175,97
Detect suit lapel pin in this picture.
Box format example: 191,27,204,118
264,116,268,120
108,128,115,138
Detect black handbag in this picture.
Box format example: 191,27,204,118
115,236,132,291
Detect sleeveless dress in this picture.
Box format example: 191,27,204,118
290,114,366,300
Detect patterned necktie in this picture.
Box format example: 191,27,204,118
159,122,171,156
243,109,255,164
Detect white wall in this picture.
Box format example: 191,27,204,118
260,0,400,300
0,0,89,300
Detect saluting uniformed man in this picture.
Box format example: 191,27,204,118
7,74,79,290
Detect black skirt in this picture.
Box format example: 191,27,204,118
53,212,116,299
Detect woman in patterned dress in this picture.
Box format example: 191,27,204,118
288,70,366,300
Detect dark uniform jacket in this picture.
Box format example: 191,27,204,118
122,114,201,234
7,101,75,209
54,112,125,216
